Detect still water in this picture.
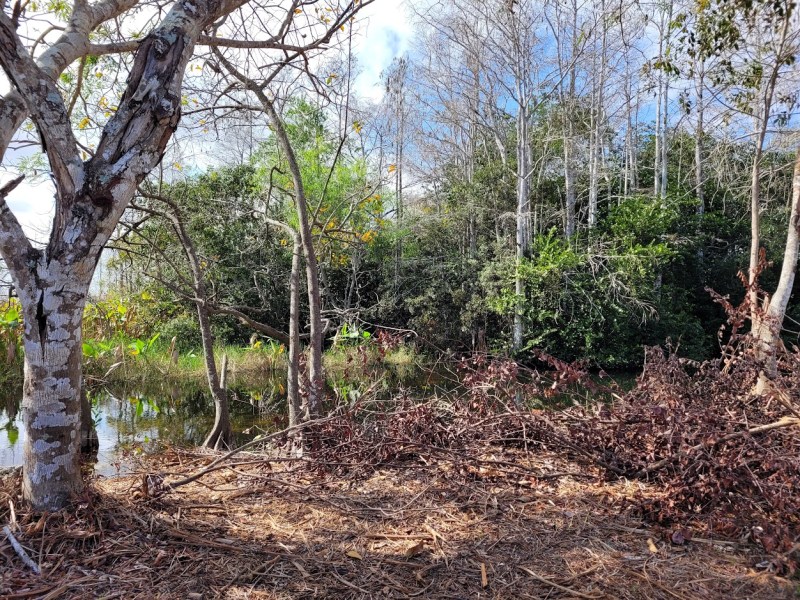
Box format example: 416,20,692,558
0,383,281,476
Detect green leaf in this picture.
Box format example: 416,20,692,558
6,425,18,446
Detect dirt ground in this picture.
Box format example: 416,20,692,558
0,447,795,599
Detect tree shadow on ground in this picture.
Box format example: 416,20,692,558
0,450,794,599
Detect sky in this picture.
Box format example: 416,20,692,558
0,0,416,248
352,1,414,102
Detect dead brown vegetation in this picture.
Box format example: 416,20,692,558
0,444,794,599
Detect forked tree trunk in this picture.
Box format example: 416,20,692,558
198,301,232,449
251,90,324,419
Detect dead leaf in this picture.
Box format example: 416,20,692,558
481,562,488,588
647,538,658,553
346,549,363,560
405,541,425,558
671,529,687,545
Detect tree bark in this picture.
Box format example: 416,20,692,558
20,267,89,511
287,235,302,427
754,148,800,393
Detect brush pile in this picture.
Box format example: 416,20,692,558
302,336,800,562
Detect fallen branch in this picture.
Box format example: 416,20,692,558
3,525,41,575
632,416,800,478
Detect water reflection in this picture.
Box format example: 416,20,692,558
0,382,277,476
0,358,450,476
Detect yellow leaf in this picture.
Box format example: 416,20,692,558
173,162,182,171
78,116,90,129
346,550,362,560
388,164,397,173
294,7,302,14
352,121,362,134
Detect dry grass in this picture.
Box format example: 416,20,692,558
0,446,794,599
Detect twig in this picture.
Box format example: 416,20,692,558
633,416,800,478
3,525,41,575
607,523,740,547
330,570,370,594
518,566,602,599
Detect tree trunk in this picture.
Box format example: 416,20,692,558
747,14,788,322
287,235,302,427
660,78,669,201
79,380,98,454
20,266,90,511
513,92,530,353
754,148,800,393
198,296,231,450
564,135,576,237
654,73,662,197
695,60,705,216
168,205,233,450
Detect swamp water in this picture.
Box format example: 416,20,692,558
0,360,442,476
0,361,630,476
0,382,282,476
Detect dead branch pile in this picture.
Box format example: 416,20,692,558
300,339,800,562
557,344,800,554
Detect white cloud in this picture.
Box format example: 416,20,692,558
352,1,415,103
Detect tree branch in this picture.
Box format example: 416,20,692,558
0,174,34,291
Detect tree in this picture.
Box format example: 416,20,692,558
0,0,370,511
754,148,800,392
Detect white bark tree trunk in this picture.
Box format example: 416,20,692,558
695,60,705,216
19,261,91,510
754,148,800,393
513,99,530,352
